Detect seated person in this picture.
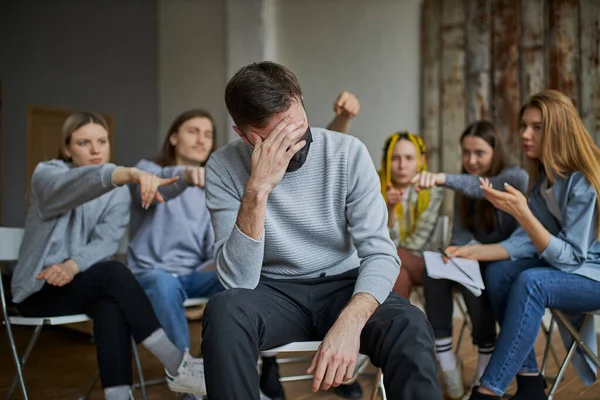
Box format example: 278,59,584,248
127,109,224,357
10,111,207,399
447,90,600,400
380,132,444,298
260,90,363,400
200,61,443,400
413,120,528,399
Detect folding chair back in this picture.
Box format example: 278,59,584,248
541,309,600,400
0,227,143,400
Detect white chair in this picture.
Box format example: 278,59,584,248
540,309,600,400
0,227,146,400
264,341,385,399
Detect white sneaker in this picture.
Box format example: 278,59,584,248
166,349,207,395
441,362,465,399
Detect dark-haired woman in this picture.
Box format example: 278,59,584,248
414,120,528,399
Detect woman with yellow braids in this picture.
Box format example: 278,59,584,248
380,132,444,299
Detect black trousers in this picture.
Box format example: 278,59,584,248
422,264,497,347
201,268,443,399
17,260,160,388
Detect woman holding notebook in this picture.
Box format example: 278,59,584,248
413,121,528,399
446,90,600,400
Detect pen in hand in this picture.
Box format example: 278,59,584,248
438,248,476,283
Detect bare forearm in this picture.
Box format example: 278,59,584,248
474,244,510,261
387,206,396,228
516,211,552,254
337,293,379,331
112,167,133,186
236,180,269,240
327,115,352,134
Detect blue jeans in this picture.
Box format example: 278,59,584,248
137,269,224,351
481,258,600,395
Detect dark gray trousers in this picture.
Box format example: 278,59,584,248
201,268,443,399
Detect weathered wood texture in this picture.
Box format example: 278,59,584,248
420,0,600,198
420,0,442,172
465,0,491,123
492,0,521,164
440,0,466,217
579,0,600,145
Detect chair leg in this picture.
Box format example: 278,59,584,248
454,295,472,354
7,324,43,399
379,371,387,400
76,368,100,400
548,339,578,400
553,311,600,369
541,317,555,376
131,339,149,400
3,318,29,400
369,369,382,400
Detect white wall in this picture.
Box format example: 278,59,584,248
274,0,421,164
158,0,227,147
1,0,159,226
158,0,421,165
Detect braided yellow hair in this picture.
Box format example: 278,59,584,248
380,132,430,243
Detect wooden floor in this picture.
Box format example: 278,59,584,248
1,319,599,399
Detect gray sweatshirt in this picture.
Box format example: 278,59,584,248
11,160,131,303
443,166,529,245
127,160,214,276
205,128,400,304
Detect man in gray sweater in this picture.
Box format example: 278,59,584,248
202,61,442,399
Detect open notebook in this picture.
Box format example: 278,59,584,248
423,251,485,296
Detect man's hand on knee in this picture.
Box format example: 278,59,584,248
307,319,361,392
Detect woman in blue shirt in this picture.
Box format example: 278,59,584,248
448,90,600,400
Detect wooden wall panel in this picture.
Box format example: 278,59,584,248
492,0,521,164
420,0,441,172
420,0,600,214
520,0,546,100
549,0,580,107
465,0,491,123
440,0,466,216
579,0,600,144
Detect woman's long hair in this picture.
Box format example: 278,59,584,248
522,90,600,239
156,109,216,167
458,120,510,233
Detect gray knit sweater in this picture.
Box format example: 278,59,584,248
11,160,130,303
205,128,400,304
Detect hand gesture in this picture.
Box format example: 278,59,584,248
444,245,480,261
37,260,79,286
480,177,529,219
248,118,306,192
411,171,445,191
182,167,205,188
307,320,361,392
386,184,403,209
333,91,360,119
129,168,179,209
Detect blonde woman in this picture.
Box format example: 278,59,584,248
380,131,444,298
446,91,600,400
11,112,207,399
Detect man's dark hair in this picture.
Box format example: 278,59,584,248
225,61,303,130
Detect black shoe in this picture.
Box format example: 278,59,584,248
510,374,548,400
467,386,501,400
259,356,286,400
334,381,363,399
